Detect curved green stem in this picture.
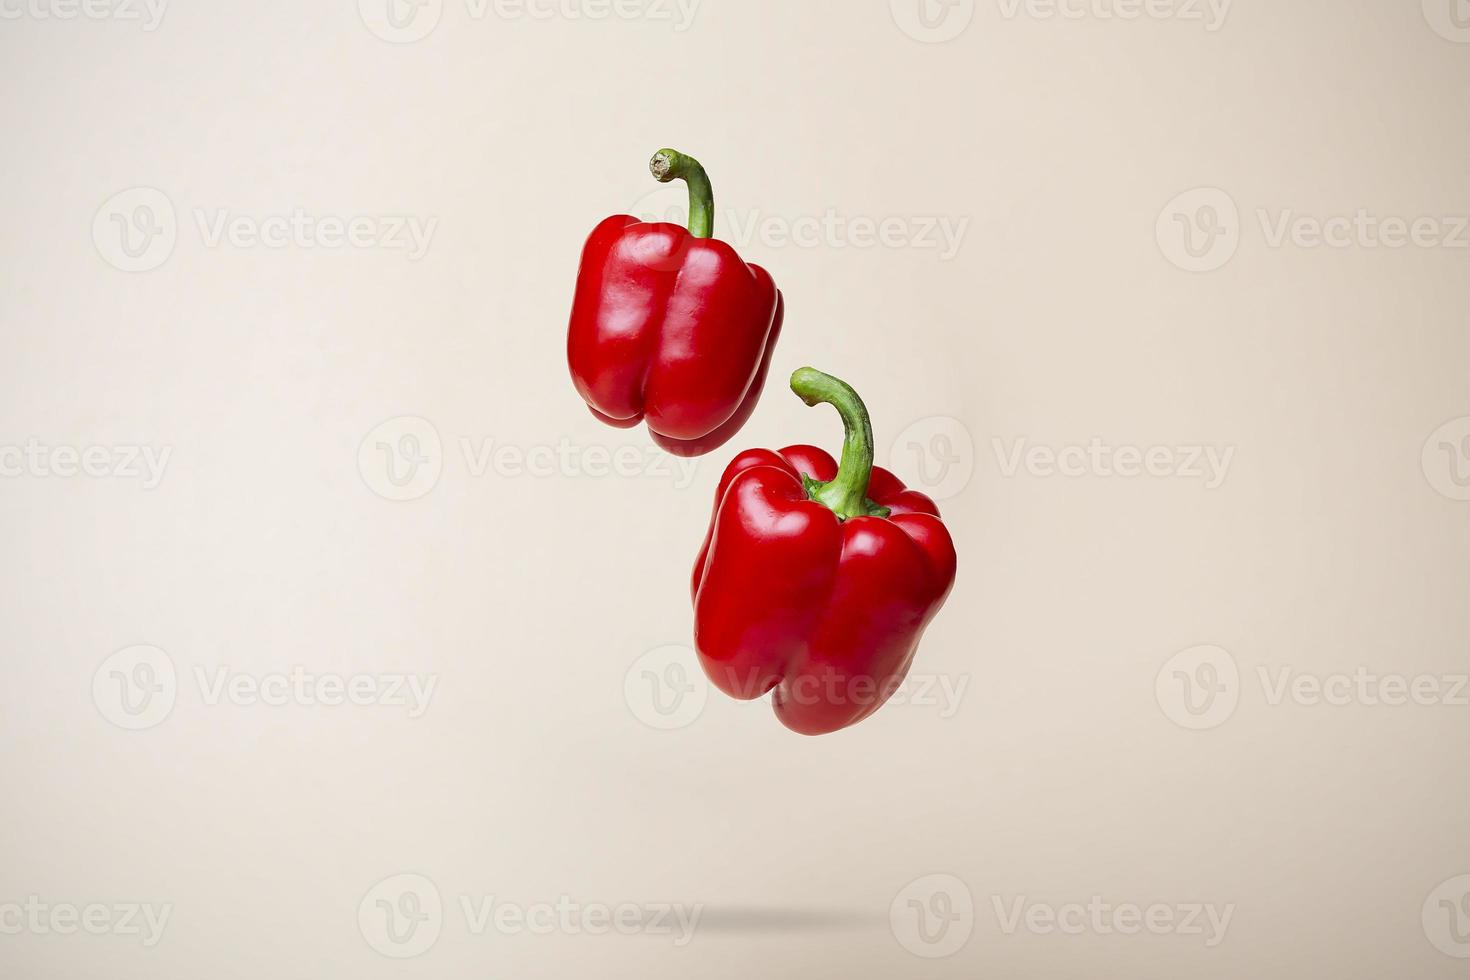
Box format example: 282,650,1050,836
649,148,714,239
790,367,891,521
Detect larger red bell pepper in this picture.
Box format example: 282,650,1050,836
691,368,958,735
567,149,783,457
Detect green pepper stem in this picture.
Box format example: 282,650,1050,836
649,148,714,239
790,367,891,521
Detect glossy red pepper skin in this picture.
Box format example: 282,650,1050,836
691,445,957,735
567,215,784,457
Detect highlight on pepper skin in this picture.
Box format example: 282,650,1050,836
690,368,958,736
566,148,784,458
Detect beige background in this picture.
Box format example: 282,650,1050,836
2,0,1469,977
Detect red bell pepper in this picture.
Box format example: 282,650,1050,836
691,368,957,735
568,149,784,457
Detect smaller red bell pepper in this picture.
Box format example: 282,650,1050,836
567,149,783,458
691,368,958,735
